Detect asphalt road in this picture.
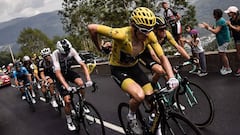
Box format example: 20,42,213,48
0,70,239,135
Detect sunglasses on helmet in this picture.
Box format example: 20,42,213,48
134,24,153,35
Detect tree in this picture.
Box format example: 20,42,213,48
17,28,54,57
58,0,197,53
0,51,13,66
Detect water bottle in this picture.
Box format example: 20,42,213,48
148,113,155,127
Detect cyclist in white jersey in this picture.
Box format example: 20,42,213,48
52,39,93,131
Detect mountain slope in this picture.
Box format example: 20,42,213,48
0,11,65,46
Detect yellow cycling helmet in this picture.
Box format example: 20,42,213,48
131,7,156,27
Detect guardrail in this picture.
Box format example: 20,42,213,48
72,49,238,74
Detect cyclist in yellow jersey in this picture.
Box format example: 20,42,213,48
88,7,179,134
140,16,191,85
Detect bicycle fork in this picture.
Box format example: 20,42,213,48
25,88,35,104
183,83,198,107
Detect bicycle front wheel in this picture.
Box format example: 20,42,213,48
118,102,144,135
175,82,214,128
26,89,35,112
82,101,105,135
118,102,132,135
161,112,202,135
54,93,63,116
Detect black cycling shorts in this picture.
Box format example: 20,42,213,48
55,70,81,97
139,50,157,69
17,75,30,85
110,64,150,88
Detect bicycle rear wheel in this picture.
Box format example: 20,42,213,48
175,82,214,128
82,101,105,135
161,112,202,135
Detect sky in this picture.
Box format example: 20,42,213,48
0,0,62,23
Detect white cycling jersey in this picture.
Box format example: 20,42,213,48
52,48,83,71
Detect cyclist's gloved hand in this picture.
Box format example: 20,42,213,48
85,81,93,87
167,78,179,89
66,87,77,92
44,81,49,86
189,57,199,64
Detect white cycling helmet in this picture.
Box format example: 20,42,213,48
23,55,31,62
40,48,51,57
56,39,72,54
8,63,13,67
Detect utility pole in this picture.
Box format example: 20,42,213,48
8,45,15,63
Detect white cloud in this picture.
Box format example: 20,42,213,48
0,0,62,23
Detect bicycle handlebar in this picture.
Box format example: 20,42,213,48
11,83,31,89
70,81,98,94
145,85,175,113
174,60,197,73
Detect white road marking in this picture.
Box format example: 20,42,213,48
85,115,125,134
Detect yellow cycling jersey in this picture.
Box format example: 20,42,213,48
148,30,178,51
97,25,165,67
30,63,38,75
161,30,178,46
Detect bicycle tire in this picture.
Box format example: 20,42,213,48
45,90,52,103
54,93,63,116
32,82,40,100
118,102,144,135
82,101,105,135
174,82,214,128
26,89,35,112
118,102,133,135
161,112,202,135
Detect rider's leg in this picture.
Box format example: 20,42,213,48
122,78,154,135
74,77,85,98
122,79,145,114
64,95,71,115
47,78,58,107
28,74,36,97
48,78,55,95
41,80,47,97
151,64,166,85
74,77,90,113
18,81,26,99
63,94,76,131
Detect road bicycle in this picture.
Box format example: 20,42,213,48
118,86,202,135
12,83,36,112
173,61,214,128
69,82,105,135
